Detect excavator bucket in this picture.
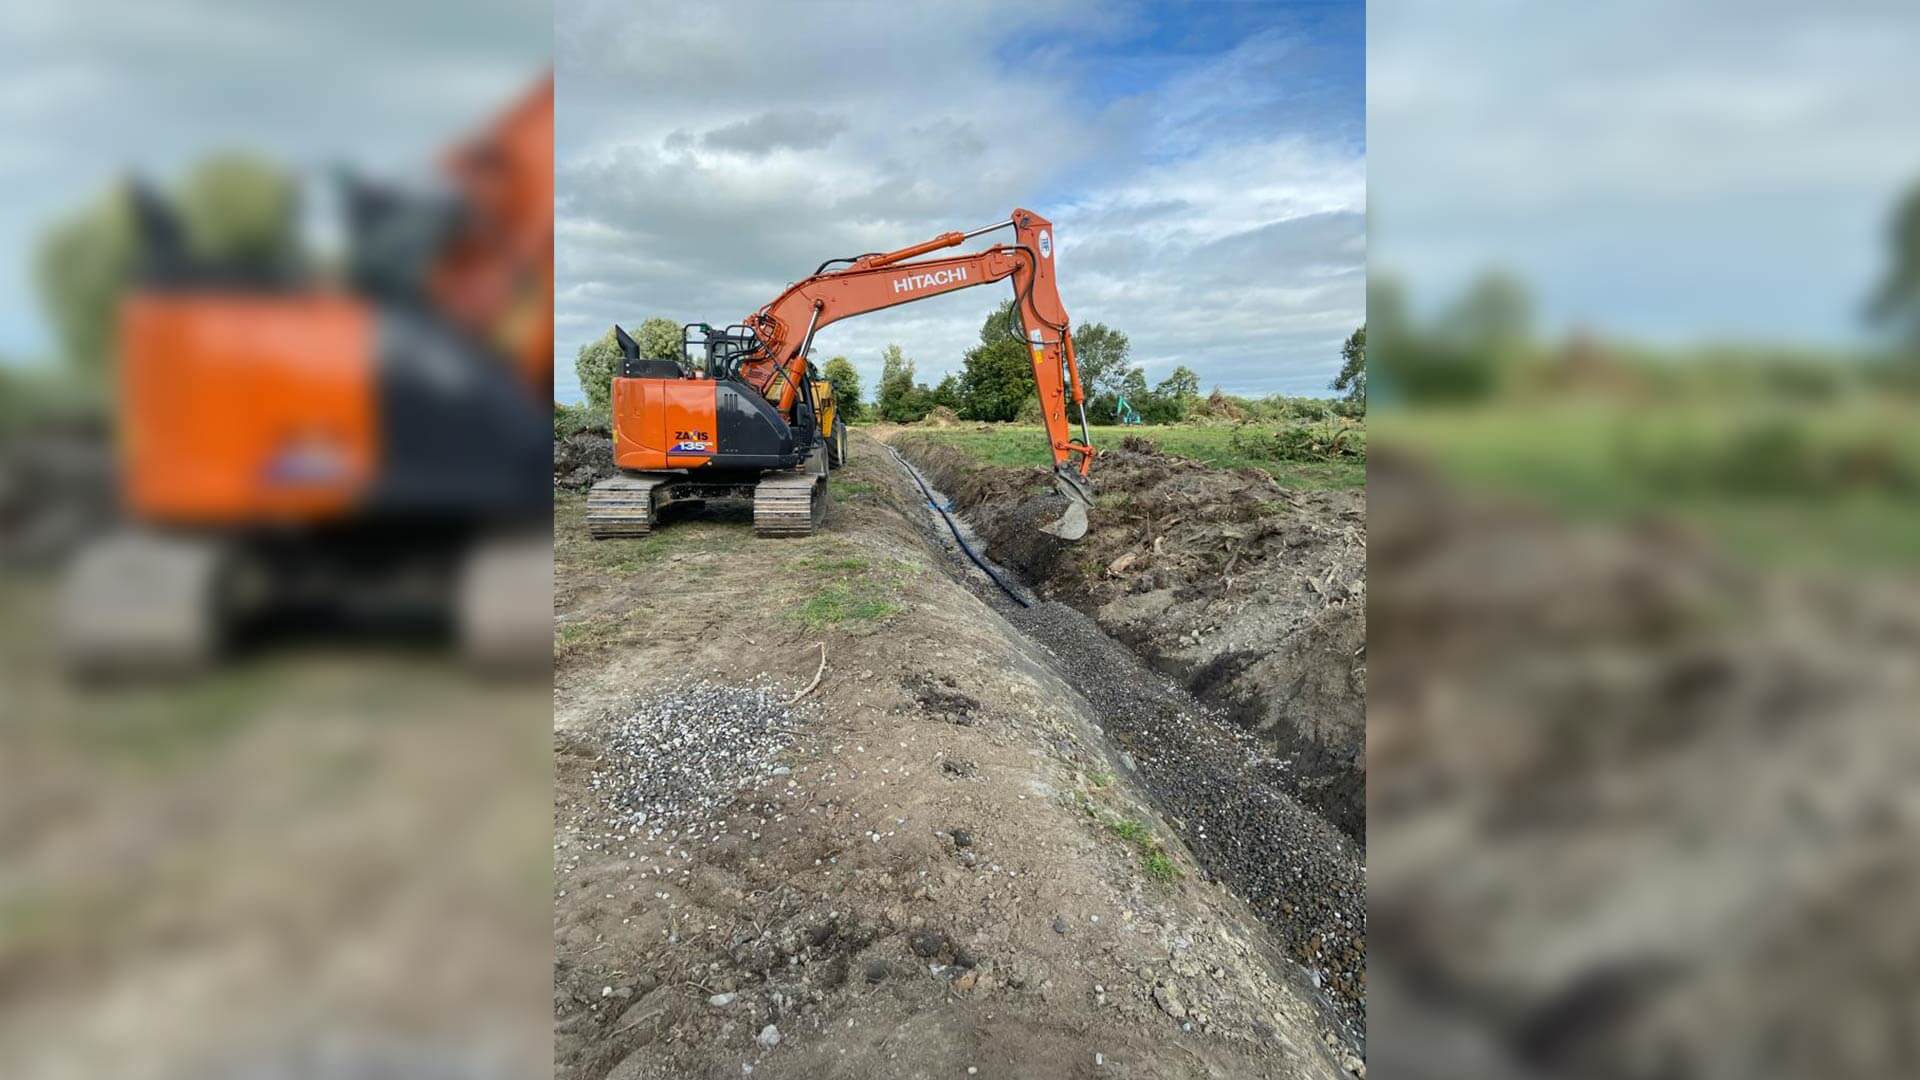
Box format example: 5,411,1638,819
1041,468,1095,541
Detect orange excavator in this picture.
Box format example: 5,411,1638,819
587,208,1097,540
57,78,554,676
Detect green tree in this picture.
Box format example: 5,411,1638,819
958,337,1037,421
876,344,930,422
1869,181,1920,352
928,373,962,412
1442,272,1532,351
1071,322,1131,396
633,317,683,362
574,328,621,411
983,300,1132,401
575,316,683,410
1154,364,1201,419
176,153,299,270
1373,271,1534,404
34,191,139,378
822,355,863,420
35,155,300,380
1331,325,1366,410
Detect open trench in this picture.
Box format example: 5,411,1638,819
881,443,1367,1035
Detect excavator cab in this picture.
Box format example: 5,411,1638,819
682,323,761,381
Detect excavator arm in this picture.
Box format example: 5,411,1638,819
733,209,1096,536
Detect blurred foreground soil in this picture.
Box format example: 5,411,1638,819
0,576,552,1079
1367,448,1920,1079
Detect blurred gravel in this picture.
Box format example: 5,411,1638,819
590,677,819,832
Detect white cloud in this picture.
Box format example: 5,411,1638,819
0,1,547,358
1369,0,1920,343
555,0,1364,400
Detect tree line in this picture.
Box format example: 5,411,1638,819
571,299,1366,425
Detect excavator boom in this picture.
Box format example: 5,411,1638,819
738,209,1096,491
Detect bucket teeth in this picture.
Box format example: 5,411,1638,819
1041,470,1094,541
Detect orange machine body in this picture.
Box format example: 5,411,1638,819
115,76,553,527
431,75,554,394
612,378,726,471
120,292,377,524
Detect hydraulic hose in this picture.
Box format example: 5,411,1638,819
885,444,1032,609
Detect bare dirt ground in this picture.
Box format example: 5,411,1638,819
1365,450,1920,1080
889,433,1366,844
552,430,1362,1079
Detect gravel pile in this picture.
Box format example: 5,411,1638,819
590,677,819,832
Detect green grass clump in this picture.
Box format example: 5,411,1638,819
803,554,870,573
1103,815,1182,883
1383,398,1920,572
912,423,1365,490
789,580,899,630
554,614,630,659
589,535,670,572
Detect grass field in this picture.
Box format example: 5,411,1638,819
894,422,1366,491
1381,399,1920,572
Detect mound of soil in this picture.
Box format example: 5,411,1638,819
0,419,114,568
918,406,961,427
892,433,1367,842
554,432,615,491
1203,390,1247,421
1366,449,1920,1080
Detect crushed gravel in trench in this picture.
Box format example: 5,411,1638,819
891,448,1368,1031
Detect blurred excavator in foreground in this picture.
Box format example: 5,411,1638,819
58,78,554,677
587,208,1097,541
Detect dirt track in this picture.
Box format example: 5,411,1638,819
552,430,1363,1079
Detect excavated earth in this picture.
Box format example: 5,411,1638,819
552,430,1364,1080
1364,450,1920,1080
889,434,1366,844
555,431,617,493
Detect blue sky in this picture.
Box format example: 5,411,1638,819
555,0,1367,403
